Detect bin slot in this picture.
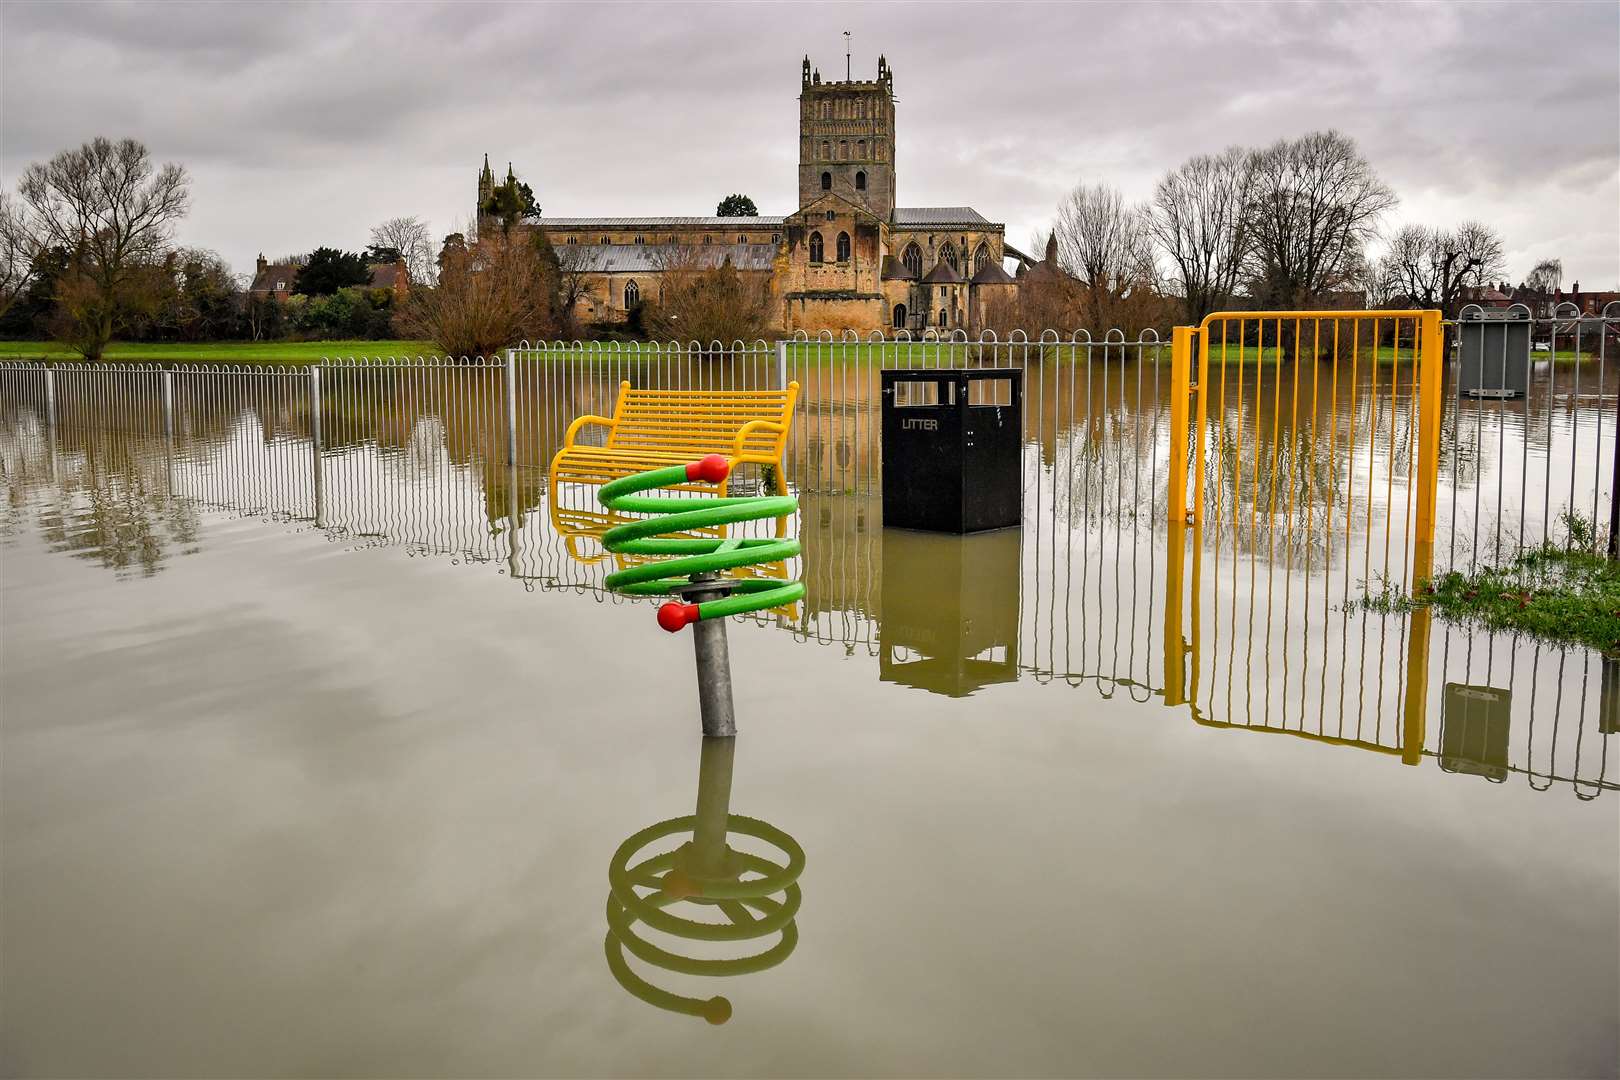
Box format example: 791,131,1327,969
968,378,1013,407
893,380,942,408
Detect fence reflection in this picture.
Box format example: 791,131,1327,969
1,356,1614,799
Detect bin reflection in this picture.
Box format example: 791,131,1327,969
878,528,1021,697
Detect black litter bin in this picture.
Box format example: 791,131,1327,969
880,368,1022,533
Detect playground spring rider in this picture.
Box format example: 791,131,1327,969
599,454,804,736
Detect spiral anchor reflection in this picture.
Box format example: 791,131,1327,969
604,738,805,1023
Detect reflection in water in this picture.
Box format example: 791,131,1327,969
879,529,1020,697
1,362,1615,799
604,737,804,1024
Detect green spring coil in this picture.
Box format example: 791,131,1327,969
598,454,804,632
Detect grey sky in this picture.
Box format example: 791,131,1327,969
3,0,1617,289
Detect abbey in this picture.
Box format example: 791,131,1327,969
486,55,1025,336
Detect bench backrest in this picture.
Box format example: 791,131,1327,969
607,382,799,459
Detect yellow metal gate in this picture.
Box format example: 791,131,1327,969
1163,309,1444,766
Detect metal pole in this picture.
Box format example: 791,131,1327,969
681,573,737,737
775,339,788,391
161,367,174,437
310,365,324,528
505,347,519,466
43,365,56,430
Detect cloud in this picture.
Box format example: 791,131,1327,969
2,0,1615,288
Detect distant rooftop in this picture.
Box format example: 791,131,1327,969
892,207,993,227
541,216,786,229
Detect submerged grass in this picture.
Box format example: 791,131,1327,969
1355,524,1620,655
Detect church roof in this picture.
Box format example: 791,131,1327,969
561,243,776,273
893,207,993,227
922,260,963,284
880,254,916,281
541,215,785,228
971,261,1014,285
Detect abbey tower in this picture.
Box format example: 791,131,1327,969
797,54,895,220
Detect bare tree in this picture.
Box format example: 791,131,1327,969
1383,221,1506,314
555,242,606,337
1244,130,1396,309
644,244,773,343
1050,180,1157,331
0,192,40,321
369,215,436,286
1148,146,1255,324
15,137,190,359
400,230,554,357
1524,258,1562,296
1355,251,1400,310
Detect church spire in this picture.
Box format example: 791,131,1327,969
481,153,492,182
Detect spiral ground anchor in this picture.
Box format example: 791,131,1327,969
598,454,803,737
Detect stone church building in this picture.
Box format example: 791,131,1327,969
485,56,1026,335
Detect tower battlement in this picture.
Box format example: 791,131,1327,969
798,54,895,218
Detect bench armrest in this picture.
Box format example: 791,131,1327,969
733,419,787,456
564,414,616,448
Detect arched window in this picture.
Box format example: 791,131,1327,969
836,231,851,261
858,139,867,159
839,140,848,159
809,231,824,263
938,308,948,327
821,140,830,159
600,235,611,245
941,242,959,271
893,303,907,329
855,170,867,191
902,242,923,277
820,171,831,191
566,236,577,245
624,280,640,308
737,234,746,244
820,100,831,119
703,235,712,245
975,242,991,273
634,235,645,245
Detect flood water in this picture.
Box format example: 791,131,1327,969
1,358,1617,1078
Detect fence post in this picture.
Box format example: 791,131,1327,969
161,366,174,437
775,339,788,390
1168,326,1193,523
505,347,519,466
1414,310,1444,547
310,364,324,528
43,365,56,430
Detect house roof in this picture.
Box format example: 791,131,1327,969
922,260,963,284
540,215,785,229
560,242,776,273
892,207,993,227
368,262,407,289
971,261,1015,285
249,263,300,293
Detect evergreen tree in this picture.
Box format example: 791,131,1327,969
715,194,759,217
293,247,372,296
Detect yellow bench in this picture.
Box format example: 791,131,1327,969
548,381,799,536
